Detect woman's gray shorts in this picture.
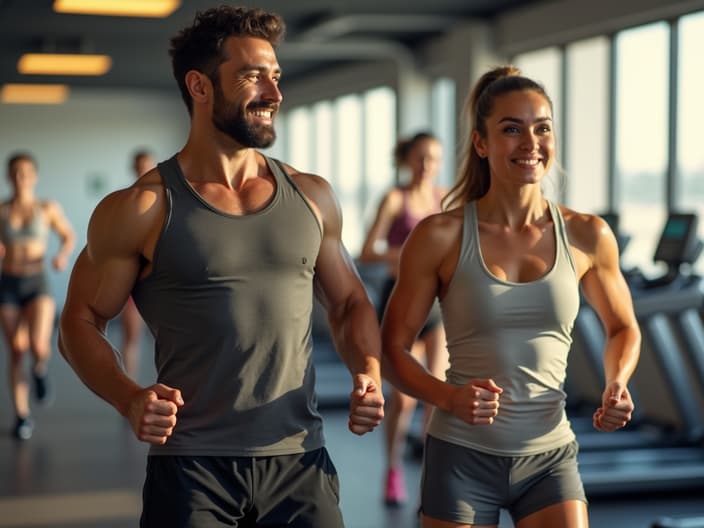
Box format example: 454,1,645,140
421,435,587,525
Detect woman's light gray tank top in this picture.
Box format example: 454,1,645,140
132,155,325,457
428,200,580,456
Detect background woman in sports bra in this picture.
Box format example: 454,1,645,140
359,131,448,506
381,67,641,527
0,152,75,440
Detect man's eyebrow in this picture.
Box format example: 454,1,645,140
238,64,282,75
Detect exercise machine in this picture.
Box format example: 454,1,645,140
573,212,704,495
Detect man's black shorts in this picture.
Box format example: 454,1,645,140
140,448,345,528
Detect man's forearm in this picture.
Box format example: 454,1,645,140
59,318,141,416
329,297,381,381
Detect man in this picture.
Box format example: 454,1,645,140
58,6,384,527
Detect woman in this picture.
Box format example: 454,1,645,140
381,67,641,527
359,131,448,506
1,152,75,440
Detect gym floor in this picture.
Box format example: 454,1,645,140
0,329,702,528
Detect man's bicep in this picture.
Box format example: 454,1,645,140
306,175,368,310
314,235,366,312
64,247,139,326
68,200,143,324
81,189,155,317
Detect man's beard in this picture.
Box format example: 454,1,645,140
212,86,277,148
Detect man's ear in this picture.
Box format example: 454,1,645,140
185,70,212,105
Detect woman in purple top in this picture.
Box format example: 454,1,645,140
359,131,448,506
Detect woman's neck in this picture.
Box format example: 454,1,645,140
12,191,35,205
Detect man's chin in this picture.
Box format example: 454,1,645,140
247,129,276,149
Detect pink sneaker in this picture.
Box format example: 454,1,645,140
384,467,407,506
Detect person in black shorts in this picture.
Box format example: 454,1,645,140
58,6,384,527
0,152,75,440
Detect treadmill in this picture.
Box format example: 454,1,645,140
568,212,677,447
574,212,704,496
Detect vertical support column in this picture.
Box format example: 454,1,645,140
666,18,679,211
607,33,618,212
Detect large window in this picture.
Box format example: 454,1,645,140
334,95,364,253
565,37,609,214
615,23,669,276
431,77,456,189
286,108,312,172
283,88,396,256
513,19,701,277
677,11,704,273
363,87,396,229
312,101,333,182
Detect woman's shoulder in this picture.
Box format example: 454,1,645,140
401,209,465,278
374,186,405,214
412,207,464,241
387,185,406,200
38,198,63,216
557,204,615,255
558,204,604,233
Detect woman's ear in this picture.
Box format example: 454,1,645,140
472,130,487,159
185,70,212,105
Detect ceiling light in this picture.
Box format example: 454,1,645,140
18,53,112,76
53,0,180,17
1,84,70,104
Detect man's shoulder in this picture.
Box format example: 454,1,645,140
275,162,332,199
133,166,163,188
271,159,319,182
93,174,165,224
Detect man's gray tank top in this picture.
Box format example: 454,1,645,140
428,200,580,456
132,155,325,456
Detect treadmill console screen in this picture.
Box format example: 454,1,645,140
653,213,699,265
